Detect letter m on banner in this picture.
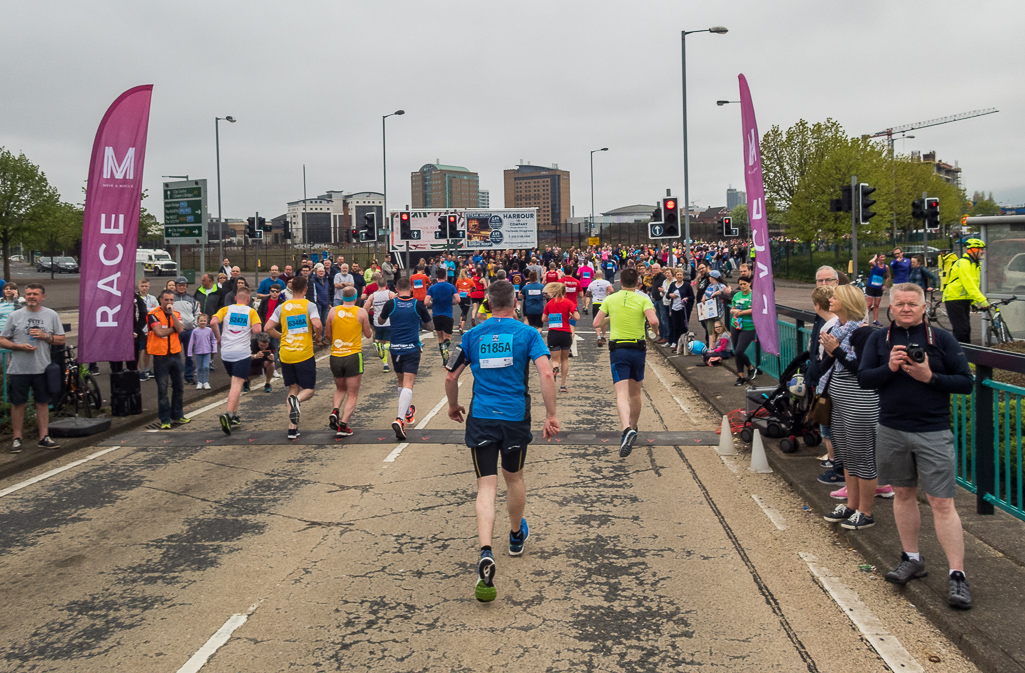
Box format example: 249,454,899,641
103,146,135,180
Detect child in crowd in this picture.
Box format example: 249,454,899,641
704,320,733,366
188,313,217,389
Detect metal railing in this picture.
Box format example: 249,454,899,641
754,304,1025,522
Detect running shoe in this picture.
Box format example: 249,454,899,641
392,417,406,440
336,422,353,438
204,382,211,389
329,408,340,431
841,511,875,530
405,404,416,425
160,422,172,430
830,486,848,500
383,363,390,372
559,385,568,393
196,383,203,390
817,470,845,485
263,384,271,393
509,518,529,557
242,381,250,393
820,458,834,469
553,365,560,375
287,394,301,426
475,550,497,602
823,504,856,523
875,485,895,498
38,436,60,450
219,413,232,436
287,427,300,441
174,417,191,425
948,571,972,609
619,427,638,457
230,415,242,427
10,437,23,453
885,552,927,585
873,320,883,327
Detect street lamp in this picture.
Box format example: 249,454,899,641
215,115,236,266
590,147,608,244
681,26,727,265
716,100,740,106
382,109,405,260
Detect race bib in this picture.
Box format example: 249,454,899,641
413,279,424,288
549,313,564,329
869,274,884,288
228,311,249,327
460,291,468,298
528,289,541,296
514,285,520,292
479,334,513,368
286,313,309,334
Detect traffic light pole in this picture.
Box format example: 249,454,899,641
255,211,260,286
922,191,928,256
850,175,858,278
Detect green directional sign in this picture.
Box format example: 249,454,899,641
163,186,203,200
163,179,207,243
163,199,204,224
164,225,203,238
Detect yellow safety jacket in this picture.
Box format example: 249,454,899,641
942,255,986,305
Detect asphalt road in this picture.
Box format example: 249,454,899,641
0,329,977,672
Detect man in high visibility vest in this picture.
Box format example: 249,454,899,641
942,239,989,343
146,289,189,430
265,275,323,441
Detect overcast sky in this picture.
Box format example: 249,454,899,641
2,0,1022,225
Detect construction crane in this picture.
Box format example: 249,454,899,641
868,108,998,144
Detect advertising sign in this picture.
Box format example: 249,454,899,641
389,209,537,253
163,179,207,245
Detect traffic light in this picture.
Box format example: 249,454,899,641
258,217,269,232
446,214,463,239
662,197,679,237
925,197,940,231
911,198,926,220
398,211,420,240
360,212,377,242
650,204,663,224
246,217,256,238
283,219,292,240
350,227,358,243
858,183,876,224
435,215,448,240
722,216,738,238
830,185,854,213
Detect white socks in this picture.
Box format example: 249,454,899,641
906,552,921,562
397,387,413,421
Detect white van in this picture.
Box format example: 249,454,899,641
136,249,179,276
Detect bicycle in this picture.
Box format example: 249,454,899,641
885,288,950,329
978,296,1017,347
51,345,103,417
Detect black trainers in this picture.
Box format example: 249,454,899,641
948,571,972,609
287,394,301,426
230,415,242,427
219,413,232,436
841,511,875,530
38,436,60,450
287,427,300,441
329,408,340,431
884,552,928,585
817,470,846,485
10,437,23,453
336,422,353,438
823,504,856,523
619,427,638,457
508,518,529,557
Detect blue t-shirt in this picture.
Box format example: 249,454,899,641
890,258,911,284
867,263,888,289
427,281,457,317
521,282,546,315
257,277,286,295
461,318,550,422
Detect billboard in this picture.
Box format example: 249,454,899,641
389,209,537,252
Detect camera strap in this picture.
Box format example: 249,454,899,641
885,320,935,348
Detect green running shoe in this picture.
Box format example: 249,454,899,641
475,551,496,602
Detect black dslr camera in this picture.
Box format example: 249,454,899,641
905,343,926,364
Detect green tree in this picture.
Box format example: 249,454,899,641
730,204,748,227
968,190,1001,216
23,201,84,278
0,147,59,279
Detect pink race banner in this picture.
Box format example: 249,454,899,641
78,85,153,363
738,74,779,356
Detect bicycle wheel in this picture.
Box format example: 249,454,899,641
84,373,103,413
931,304,951,331
998,320,1014,345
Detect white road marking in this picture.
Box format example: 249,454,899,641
720,455,741,474
176,604,258,673
383,443,410,463
0,446,123,498
751,495,788,531
799,552,924,673
648,361,694,416
383,382,463,463
185,398,228,419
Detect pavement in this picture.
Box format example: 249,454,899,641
0,330,983,672
652,338,1025,673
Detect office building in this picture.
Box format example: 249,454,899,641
285,190,383,244
478,189,490,208
503,163,571,232
411,163,479,209
727,187,747,210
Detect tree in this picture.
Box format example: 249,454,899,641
730,204,748,226
23,201,84,278
0,147,59,279
968,190,1001,216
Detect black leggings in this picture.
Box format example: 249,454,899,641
732,328,756,375
669,308,688,346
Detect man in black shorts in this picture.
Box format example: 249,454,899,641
445,280,560,602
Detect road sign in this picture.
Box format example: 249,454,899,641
163,179,207,244
588,236,599,246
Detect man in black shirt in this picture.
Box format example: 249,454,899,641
859,283,974,609
649,263,669,344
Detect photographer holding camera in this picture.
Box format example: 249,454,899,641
859,283,975,608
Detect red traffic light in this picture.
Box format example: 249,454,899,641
664,200,676,211
448,215,457,224
400,212,409,221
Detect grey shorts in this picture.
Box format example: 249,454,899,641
875,424,957,498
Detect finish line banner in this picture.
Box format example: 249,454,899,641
738,74,779,356
78,85,153,363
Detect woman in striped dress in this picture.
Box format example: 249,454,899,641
819,285,879,530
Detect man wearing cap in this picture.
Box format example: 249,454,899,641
173,276,202,384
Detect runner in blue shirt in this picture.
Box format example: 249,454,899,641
377,277,432,441
445,280,559,603
426,268,459,362
519,271,546,333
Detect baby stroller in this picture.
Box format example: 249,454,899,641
738,351,821,454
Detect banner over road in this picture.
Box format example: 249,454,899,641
738,74,779,356
389,209,537,253
78,85,153,363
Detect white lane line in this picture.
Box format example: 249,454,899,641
384,382,463,463
751,495,788,531
176,604,257,673
720,455,741,474
0,446,123,498
648,362,700,424
185,398,228,420
799,552,924,673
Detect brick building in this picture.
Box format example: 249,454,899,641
503,164,570,232
411,163,479,209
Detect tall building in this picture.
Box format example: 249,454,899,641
478,189,490,208
410,163,479,209
285,190,383,244
503,164,571,232
913,151,962,187
727,187,747,210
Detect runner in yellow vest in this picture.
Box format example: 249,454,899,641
326,287,372,439
264,275,322,440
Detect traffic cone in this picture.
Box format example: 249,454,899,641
749,430,773,473
716,415,737,456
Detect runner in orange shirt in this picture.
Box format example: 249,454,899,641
410,266,431,303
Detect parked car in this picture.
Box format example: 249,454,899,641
902,245,945,268
8,254,25,262
36,256,54,272
55,256,79,273
136,249,178,276
1000,251,1025,293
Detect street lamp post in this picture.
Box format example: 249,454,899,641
590,147,608,246
215,115,236,269
382,109,405,262
681,26,727,266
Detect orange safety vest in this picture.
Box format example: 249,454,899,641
146,307,182,355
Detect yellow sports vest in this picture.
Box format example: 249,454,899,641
330,305,363,357
279,299,314,363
